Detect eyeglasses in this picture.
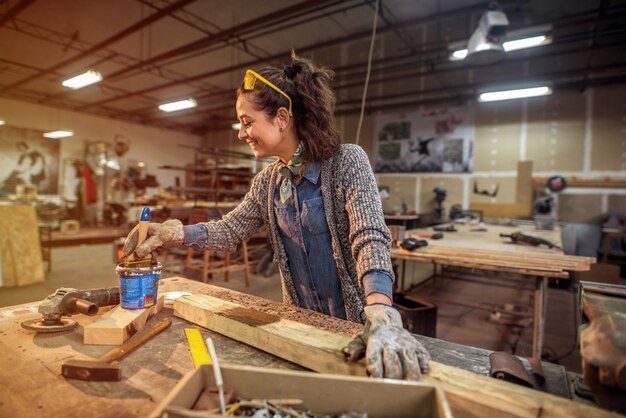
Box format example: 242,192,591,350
243,69,293,116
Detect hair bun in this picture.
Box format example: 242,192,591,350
283,65,297,80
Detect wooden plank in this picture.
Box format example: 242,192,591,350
0,205,44,287
398,246,593,271
83,296,164,345
516,161,533,205
391,249,570,278
470,202,532,219
174,294,621,418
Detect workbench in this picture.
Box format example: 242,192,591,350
391,223,595,358
0,277,577,418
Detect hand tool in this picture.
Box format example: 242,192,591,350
205,336,226,415
62,317,171,381
21,287,120,333
433,225,457,232
184,327,212,368
410,232,443,240
500,231,562,250
120,207,153,268
400,237,429,251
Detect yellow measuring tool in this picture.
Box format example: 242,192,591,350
184,328,213,368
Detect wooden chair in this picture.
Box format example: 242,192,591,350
184,207,250,286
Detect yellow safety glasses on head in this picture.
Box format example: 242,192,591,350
243,69,293,116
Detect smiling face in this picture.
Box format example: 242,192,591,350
236,93,296,162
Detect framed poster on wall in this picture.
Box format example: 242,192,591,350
373,106,475,173
0,126,60,194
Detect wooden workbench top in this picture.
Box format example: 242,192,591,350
0,277,574,417
392,223,595,278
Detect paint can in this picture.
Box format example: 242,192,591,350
115,262,162,309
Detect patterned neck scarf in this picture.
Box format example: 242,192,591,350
276,142,305,203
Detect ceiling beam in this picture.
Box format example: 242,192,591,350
0,0,196,94
0,0,35,28
82,1,492,110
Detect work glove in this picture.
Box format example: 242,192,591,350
343,304,430,381
122,219,185,260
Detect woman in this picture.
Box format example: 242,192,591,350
123,52,429,380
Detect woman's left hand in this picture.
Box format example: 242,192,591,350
342,304,430,381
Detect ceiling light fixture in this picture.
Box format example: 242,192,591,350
450,34,551,61
231,122,241,130
0,120,5,126
62,70,103,89
478,86,552,102
465,2,509,65
43,130,74,138
502,35,549,51
158,98,197,112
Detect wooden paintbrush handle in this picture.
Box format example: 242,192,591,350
99,318,171,363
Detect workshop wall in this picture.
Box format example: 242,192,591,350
0,97,200,196
365,84,626,223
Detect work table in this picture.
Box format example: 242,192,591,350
0,277,582,417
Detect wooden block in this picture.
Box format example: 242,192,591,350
174,294,621,418
516,161,533,205
84,295,164,345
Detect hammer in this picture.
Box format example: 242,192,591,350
62,318,171,381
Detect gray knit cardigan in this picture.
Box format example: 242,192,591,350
201,143,394,323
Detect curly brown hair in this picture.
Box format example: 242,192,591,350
236,51,340,162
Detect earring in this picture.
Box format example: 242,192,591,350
279,127,284,132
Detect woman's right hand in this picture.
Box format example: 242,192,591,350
121,219,185,260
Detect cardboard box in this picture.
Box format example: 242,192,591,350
151,364,452,418
574,262,621,285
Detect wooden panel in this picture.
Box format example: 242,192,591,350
376,175,417,213
557,194,603,223
516,161,533,205
84,296,164,345
474,101,522,172
420,177,464,213
174,294,617,418
608,194,626,214
591,84,626,171
0,205,44,287
526,91,585,172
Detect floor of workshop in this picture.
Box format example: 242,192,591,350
0,243,592,374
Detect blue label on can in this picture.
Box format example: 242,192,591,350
119,273,159,309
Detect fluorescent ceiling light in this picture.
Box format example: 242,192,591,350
158,98,197,112
43,130,74,138
62,70,103,89
479,86,552,102
450,49,468,60
0,120,5,126
449,33,551,61
503,35,549,52
231,122,241,130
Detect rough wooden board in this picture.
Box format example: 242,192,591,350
159,277,361,336
0,205,44,287
84,296,164,345
174,293,622,418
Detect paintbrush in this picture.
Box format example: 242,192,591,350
124,207,152,268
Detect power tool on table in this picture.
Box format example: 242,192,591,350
21,287,120,333
499,231,562,250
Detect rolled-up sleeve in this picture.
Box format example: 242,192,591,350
362,270,394,299
183,224,208,248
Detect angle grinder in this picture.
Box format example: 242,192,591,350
21,287,120,333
